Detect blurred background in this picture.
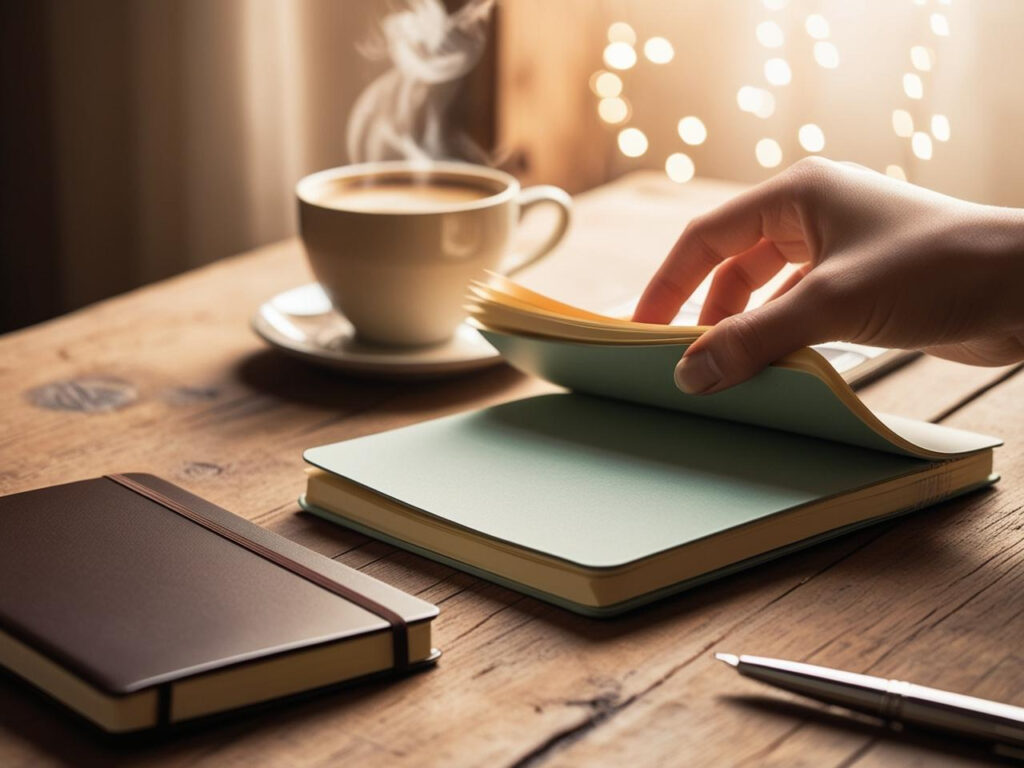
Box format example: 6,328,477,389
3,0,1023,332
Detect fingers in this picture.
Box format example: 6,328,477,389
767,263,811,302
633,158,839,324
632,182,790,324
698,238,789,325
924,337,1024,367
674,280,838,395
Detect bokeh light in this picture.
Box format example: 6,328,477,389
756,21,785,48
604,42,637,70
930,13,950,37
607,22,636,45
665,153,696,183
677,116,707,145
737,86,776,118
911,131,933,160
591,71,623,98
590,8,949,184
618,127,649,158
798,123,825,152
598,97,630,124
910,45,933,71
805,14,830,40
755,138,783,168
643,37,675,64
764,58,792,86
813,42,840,69
892,109,914,137
903,72,923,99
886,164,907,181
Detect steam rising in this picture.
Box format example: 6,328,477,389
347,0,496,164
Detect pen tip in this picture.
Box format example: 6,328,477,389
714,652,739,667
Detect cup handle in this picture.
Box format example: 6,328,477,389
501,185,573,277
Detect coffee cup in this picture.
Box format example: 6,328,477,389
297,161,571,347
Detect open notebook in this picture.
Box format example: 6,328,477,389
300,277,1001,616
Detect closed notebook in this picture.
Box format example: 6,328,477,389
0,473,439,733
300,278,1001,617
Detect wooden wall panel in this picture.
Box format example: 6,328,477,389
495,0,615,193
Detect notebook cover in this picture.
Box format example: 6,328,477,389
303,393,993,571
0,474,438,696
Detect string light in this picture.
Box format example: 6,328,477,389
886,165,907,181
607,22,636,45
756,21,784,48
755,138,783,168
903,72,923,99
910,45,933,71
590,71,623,98
737,86,775,118
930,13,950,36
643,37,675,64
589,29,710,174
617,127,649,157
805,14,830,39
598,97,630,124
798,124,825,152
677,116,707,145
665,153,696,183
764,58,792,86
886,3,954,178
604,42,637,70
911,131,933,160
892,109,914,137
814,42,840,69
588,5,956,183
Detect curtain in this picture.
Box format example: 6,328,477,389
0,0,496,331
38,0,387,317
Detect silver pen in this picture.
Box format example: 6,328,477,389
716,653,1024,749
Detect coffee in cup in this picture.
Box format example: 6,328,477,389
297,161,571,347
314,180,492,213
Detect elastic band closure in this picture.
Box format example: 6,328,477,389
105,474,409,674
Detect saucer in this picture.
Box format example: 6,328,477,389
251,283,503,378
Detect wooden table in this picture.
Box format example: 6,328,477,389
2,172,1022,767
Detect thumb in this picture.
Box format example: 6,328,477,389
674,287,834,395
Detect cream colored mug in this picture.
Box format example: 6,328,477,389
297,161,571,347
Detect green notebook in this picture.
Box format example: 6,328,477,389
300,280,1000,616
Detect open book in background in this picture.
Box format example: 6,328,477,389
300,278,1001,617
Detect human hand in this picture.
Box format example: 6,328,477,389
632,157,1024,394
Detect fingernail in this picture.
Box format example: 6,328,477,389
675,350,723,395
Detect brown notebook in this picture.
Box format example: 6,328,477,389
0,473,439,733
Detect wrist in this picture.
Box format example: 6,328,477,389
970,205,1024,333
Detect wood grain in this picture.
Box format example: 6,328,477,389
0,174,1020,767
495,0,611,193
